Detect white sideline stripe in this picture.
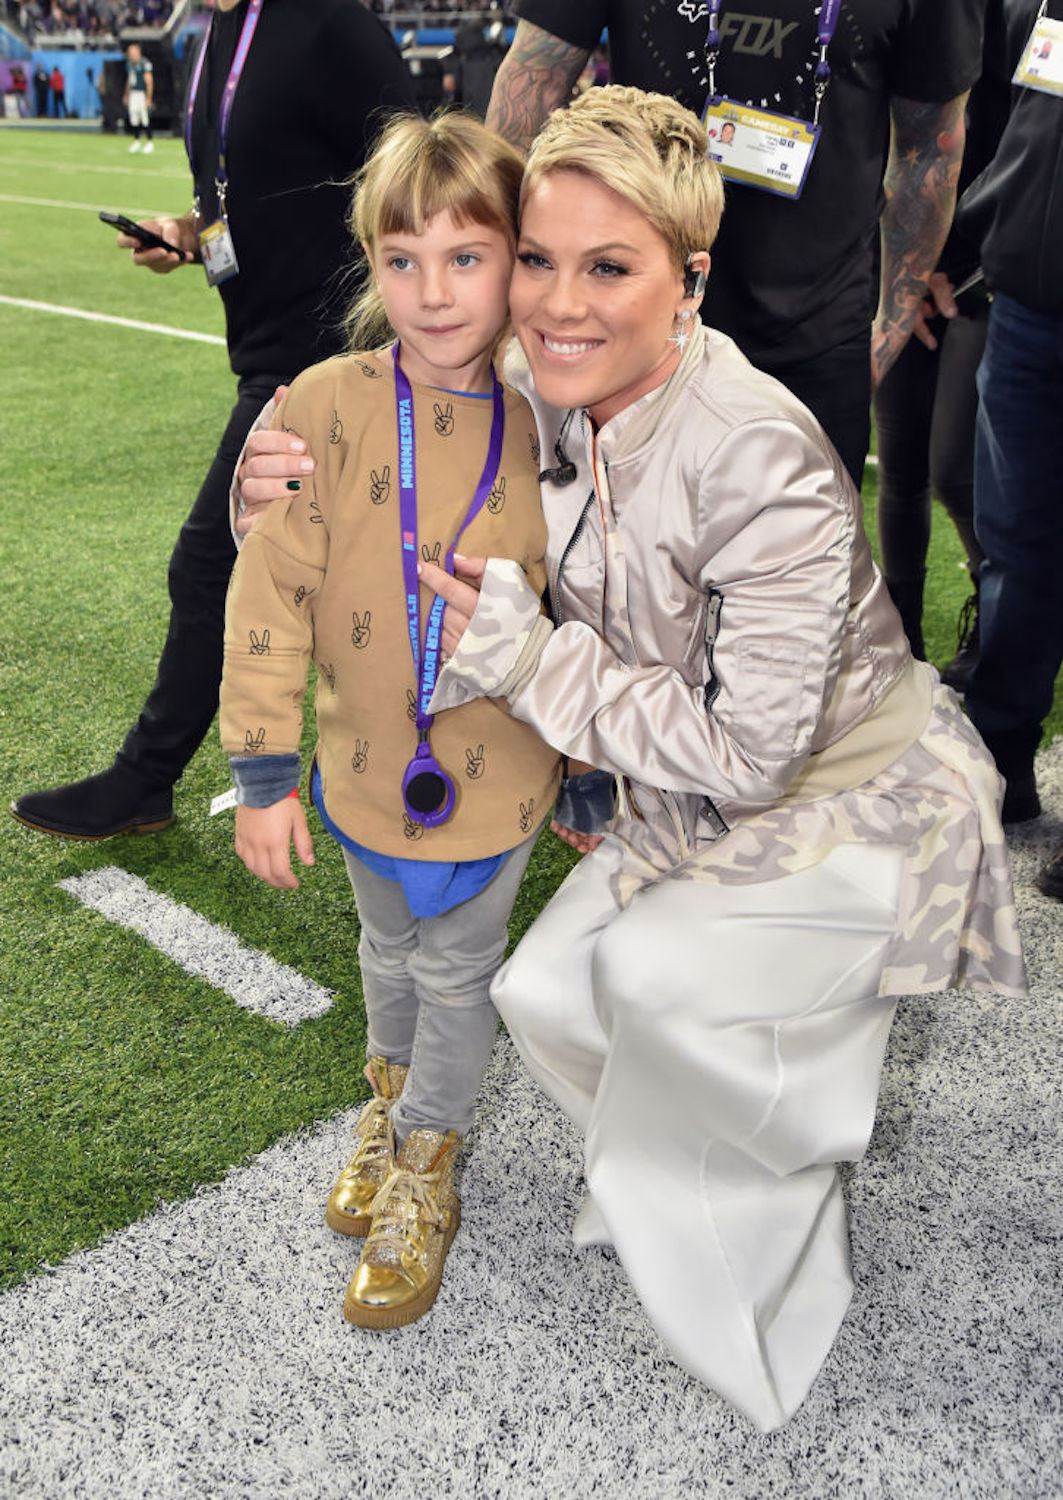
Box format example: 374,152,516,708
0,155,188,179
57,867,335,1027
0,294,226,346
0,191,170,212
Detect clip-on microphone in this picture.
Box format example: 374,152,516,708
540,445,577,486
539,410,577,486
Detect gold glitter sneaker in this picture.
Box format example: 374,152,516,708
324,1057,409,1237
342,1129,461,1329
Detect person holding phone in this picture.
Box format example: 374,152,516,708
98,213,188,259
10,0,416,844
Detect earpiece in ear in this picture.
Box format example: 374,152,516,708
683,265,707,299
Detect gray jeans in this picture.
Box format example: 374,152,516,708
343,833,537,1140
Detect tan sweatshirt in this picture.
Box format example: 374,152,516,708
220,348,561,859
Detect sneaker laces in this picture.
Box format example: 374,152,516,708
363,1164,449,1266
340,1097,393,1177
355,1094,392,1139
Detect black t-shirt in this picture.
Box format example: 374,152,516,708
960,0,1063,311
187,0,415,379
512,0,984,366
938,0,1011,283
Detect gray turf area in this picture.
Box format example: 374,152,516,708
2,744,1061,1500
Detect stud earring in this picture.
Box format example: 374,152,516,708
669,308,694,353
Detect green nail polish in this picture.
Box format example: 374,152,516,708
286,479,302,491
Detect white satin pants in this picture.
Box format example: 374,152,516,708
492,836,905,1432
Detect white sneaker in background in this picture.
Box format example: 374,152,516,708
143,141,154,154
128,140,140,152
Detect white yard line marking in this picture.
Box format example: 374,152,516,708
0,294,226,345
57,867,335,1027
0,155,188,180
0,191,172,212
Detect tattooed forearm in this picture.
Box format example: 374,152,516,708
486,21,591,151
871,92,968,387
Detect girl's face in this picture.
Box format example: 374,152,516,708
510,170,697,428
369,208,513,392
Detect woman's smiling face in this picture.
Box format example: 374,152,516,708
509,169,697,428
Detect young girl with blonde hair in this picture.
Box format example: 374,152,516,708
219,111,560,1329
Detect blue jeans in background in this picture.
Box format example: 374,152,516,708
965,293,1063,791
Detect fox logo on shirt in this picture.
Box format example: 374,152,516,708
678,4,797,58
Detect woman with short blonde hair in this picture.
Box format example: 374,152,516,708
521,84,725,271
423,84,1025,1432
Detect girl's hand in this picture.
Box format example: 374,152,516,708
550,820,603,855
234,798,315,889
417,554,487,656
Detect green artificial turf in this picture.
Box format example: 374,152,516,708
0,125,1057,1291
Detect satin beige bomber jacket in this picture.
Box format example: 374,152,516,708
430,324,918,863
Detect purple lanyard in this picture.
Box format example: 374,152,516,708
812,0,842,120
185,0,264,211
393,344,505,731
705,0,841,122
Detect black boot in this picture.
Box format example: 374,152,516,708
1000,774,1041,825
885,573,926,660
940,584,979,693
979,729,1043,825
9,764,174,841
1035,844,1063,900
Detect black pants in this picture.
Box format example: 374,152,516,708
757,332,871,490
872,308,987,585
115,373,284,791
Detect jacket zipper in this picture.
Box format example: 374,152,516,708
552,478,729,842
699,587,729,836
549,490,596,625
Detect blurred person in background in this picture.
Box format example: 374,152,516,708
123,41,154,153
442,18,508,116
9,64,29,115
33,61,49,115
48,61,65,116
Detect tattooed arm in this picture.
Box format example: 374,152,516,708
486,21,591,151
871,92,968,387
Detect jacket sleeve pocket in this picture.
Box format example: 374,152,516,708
730,637,811,760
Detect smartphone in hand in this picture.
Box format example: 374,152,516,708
99,210,186,259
